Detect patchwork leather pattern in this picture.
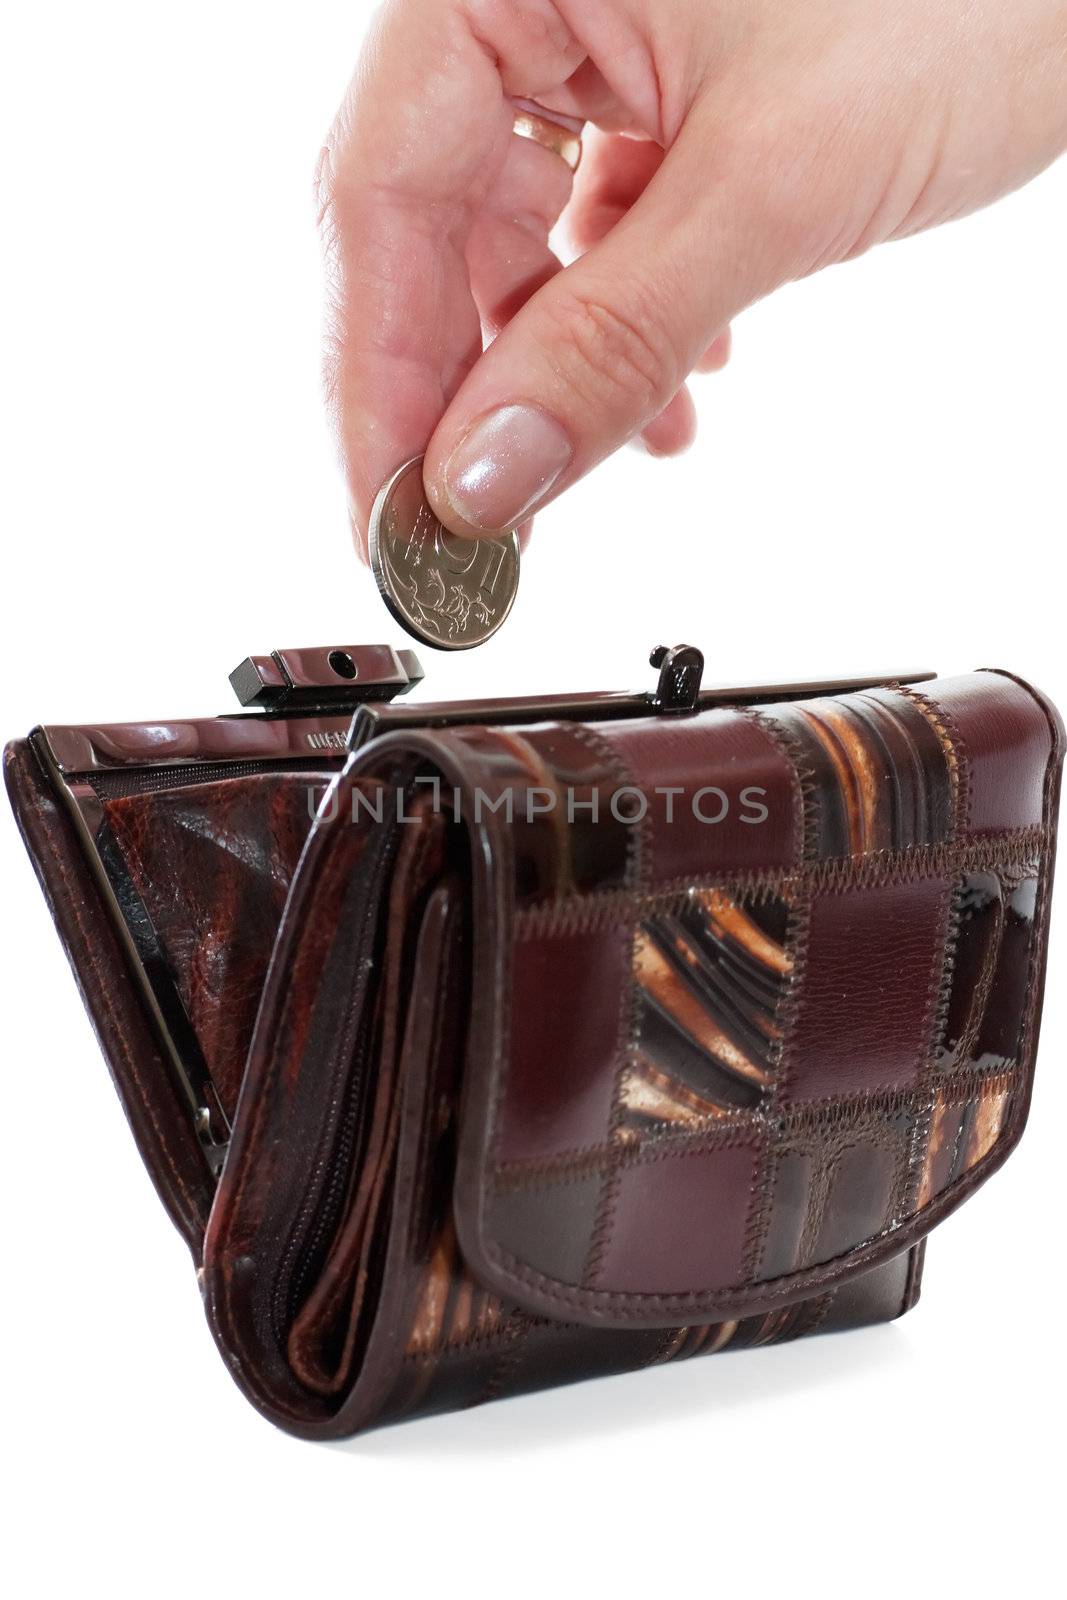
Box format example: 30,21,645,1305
463,672,1059,1328
8,666,1061,1438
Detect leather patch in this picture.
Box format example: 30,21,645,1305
520,723,637,896
599,709,801,885
494,922,632,1163
810,1133,904,1262
592,1139,765,1295
767,688,955,857
916,1079,1013,1208
936,873,1037,1072
781,876,953,1102
756,1110,912,1280
486,1175,602,1287
620,889,793,1131
927,674,1052,834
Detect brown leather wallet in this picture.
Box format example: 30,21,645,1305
5,644,1062,1437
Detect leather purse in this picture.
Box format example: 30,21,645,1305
6,643,1062,1437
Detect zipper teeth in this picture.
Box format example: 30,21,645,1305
284,1030,370,1322
87,757,340,800
271,797,409,1338
274,925,384,1335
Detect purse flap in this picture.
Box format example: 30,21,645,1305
431,669,1061,1329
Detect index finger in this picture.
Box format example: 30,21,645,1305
318,0,584,554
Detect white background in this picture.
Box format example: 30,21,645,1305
1,4,1064,1595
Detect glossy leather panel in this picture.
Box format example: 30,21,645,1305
459,673,1059,1333
592,1138,765,1295
104,774,317,1115
783,875,953,1102
496,922,632,1163
595,709,802,884
927,673,1054,833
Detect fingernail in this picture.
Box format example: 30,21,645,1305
442,405,572,531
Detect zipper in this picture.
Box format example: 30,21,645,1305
269,792,410,1338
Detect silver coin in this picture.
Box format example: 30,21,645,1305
368,456,520,651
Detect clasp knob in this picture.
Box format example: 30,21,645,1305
649,643,704,713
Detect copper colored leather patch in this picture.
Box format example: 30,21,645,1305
766,687,956,858
621,889,794,1131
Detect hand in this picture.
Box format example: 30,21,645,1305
319,0,1067,551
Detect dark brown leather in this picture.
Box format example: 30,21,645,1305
4,740,215,1249
103,775,316,1117
5,666,1062,1437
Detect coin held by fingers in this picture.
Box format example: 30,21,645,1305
368,457,521,650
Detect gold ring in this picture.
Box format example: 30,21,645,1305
511,101,583,173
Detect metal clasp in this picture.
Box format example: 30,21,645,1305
229,644,424,713
649,644,704,713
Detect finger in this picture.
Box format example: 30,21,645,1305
319,0,585,555
522,59,640,134
695,327,732,373
636,385,698,456
564,135,695,462
464,130,572,338
461,116,585,548
565,131,666,256
423,109,772,537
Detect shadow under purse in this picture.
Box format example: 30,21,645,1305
5,644,1062,1436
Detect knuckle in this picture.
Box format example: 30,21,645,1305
463,0,581,76
313,139,343,235
545,289,679,417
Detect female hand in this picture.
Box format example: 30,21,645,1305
319,0,1067,551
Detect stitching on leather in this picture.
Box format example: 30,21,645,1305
796,1157,835,1265
475,1314,531,1405
1008,680,1062,1104
478,1108,1017,1319
750,1147,787,1280
401,1322,527,1366
477,1054,1025,1318
267,813,405,1337
217,674,1061,1398
284,809,441,1355
745,883,811,1278
609,878,799,1148
488,1063,1020,1194
899,872,961,1216
750,1115,914,1278
764,880,813,1113
511,829,1044,938
895,682,970,837
938,671,1065,1280
287,806,441,1344
484,742,519,1175
214,759,414,1406
795,1290,835,1338
543,723,648,1293
740,705,817,863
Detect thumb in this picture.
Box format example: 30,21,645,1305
423,113,783,537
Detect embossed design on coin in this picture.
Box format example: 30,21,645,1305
368,457,520,650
